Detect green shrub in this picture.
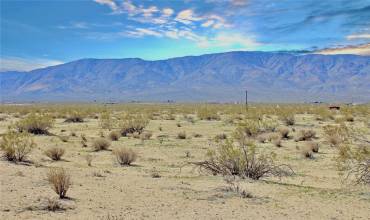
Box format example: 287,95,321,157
195,139,293,180
120,114,149,136
15,113,54,134
0,131,36,162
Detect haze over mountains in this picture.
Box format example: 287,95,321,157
1,51,369,103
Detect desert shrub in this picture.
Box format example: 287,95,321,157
81,134,88,147
44,198,65,211
193,133,202,138
344,114,354,122
177,131,187,139
59,135,69,142
197,107,220,121
92,138,111,151
85,154,93,166
108,131,121,141
306,141,319,153
0,131,36,162
234,118,278,139
45,147,65,161
47,168,71,199
214,133,227,142
295,129,316,141
140,131,152,140
280,113,295,126
336,143,370,184
256,133,268,143
120,114,149,136
194,139,293,180
113,147,137,166
64,111,84,123
176,122,181,127
277,127,290,139
270,134,282,147
323,124,348,147
15,113,54,134
301,146,314,159
99,111,114,129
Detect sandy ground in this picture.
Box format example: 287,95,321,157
1,111,369,220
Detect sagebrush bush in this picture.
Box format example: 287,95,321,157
108,131,121,141
47,168,71,199
92,138,111,151
113,147,137,166
45,147,65,161
0,131,35,162
15,113,54,134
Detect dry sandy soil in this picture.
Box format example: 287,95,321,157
0,106,369,220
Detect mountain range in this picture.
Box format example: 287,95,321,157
1,51,370,103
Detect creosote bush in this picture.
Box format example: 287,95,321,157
45,146,65,161
113,147,137,166
0,131,36,162
194,138,293,180
47,167,71,199
92,138,111,151
15,113,54,134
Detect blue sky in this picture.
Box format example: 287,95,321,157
1,0,370,71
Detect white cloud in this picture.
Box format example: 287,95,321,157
94,0,118,11
201,20,214,27
175,9,203,24
123,28,162,38
346,34,370,40
0,57,64,72
163,8,174,17
200,33,259,48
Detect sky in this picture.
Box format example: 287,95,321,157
1,0,370,71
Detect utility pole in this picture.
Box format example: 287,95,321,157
245,90,248,111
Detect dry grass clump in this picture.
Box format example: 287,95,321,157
301,146,314,159
108,131,121,141
0,131,35,162
193,133,202,138
113,147,137,166
140,131,152,140
92,138,111,151
197,107,220,121
99,112,115,129
64,111,84,123
280,114,295,126
214,133,227,141
120,114,149,136
177,131,187,139
270,134,282,147
44,198,65,212
295,129,316,141
85,154,93,166
15,113,54,135
277,127,290,139
59,135,69,142
323,125,347,147
45,146,65,161
194,139,293,180
344,114,354,122
47,168,71,199
235,118,278,138
306,141,320,153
